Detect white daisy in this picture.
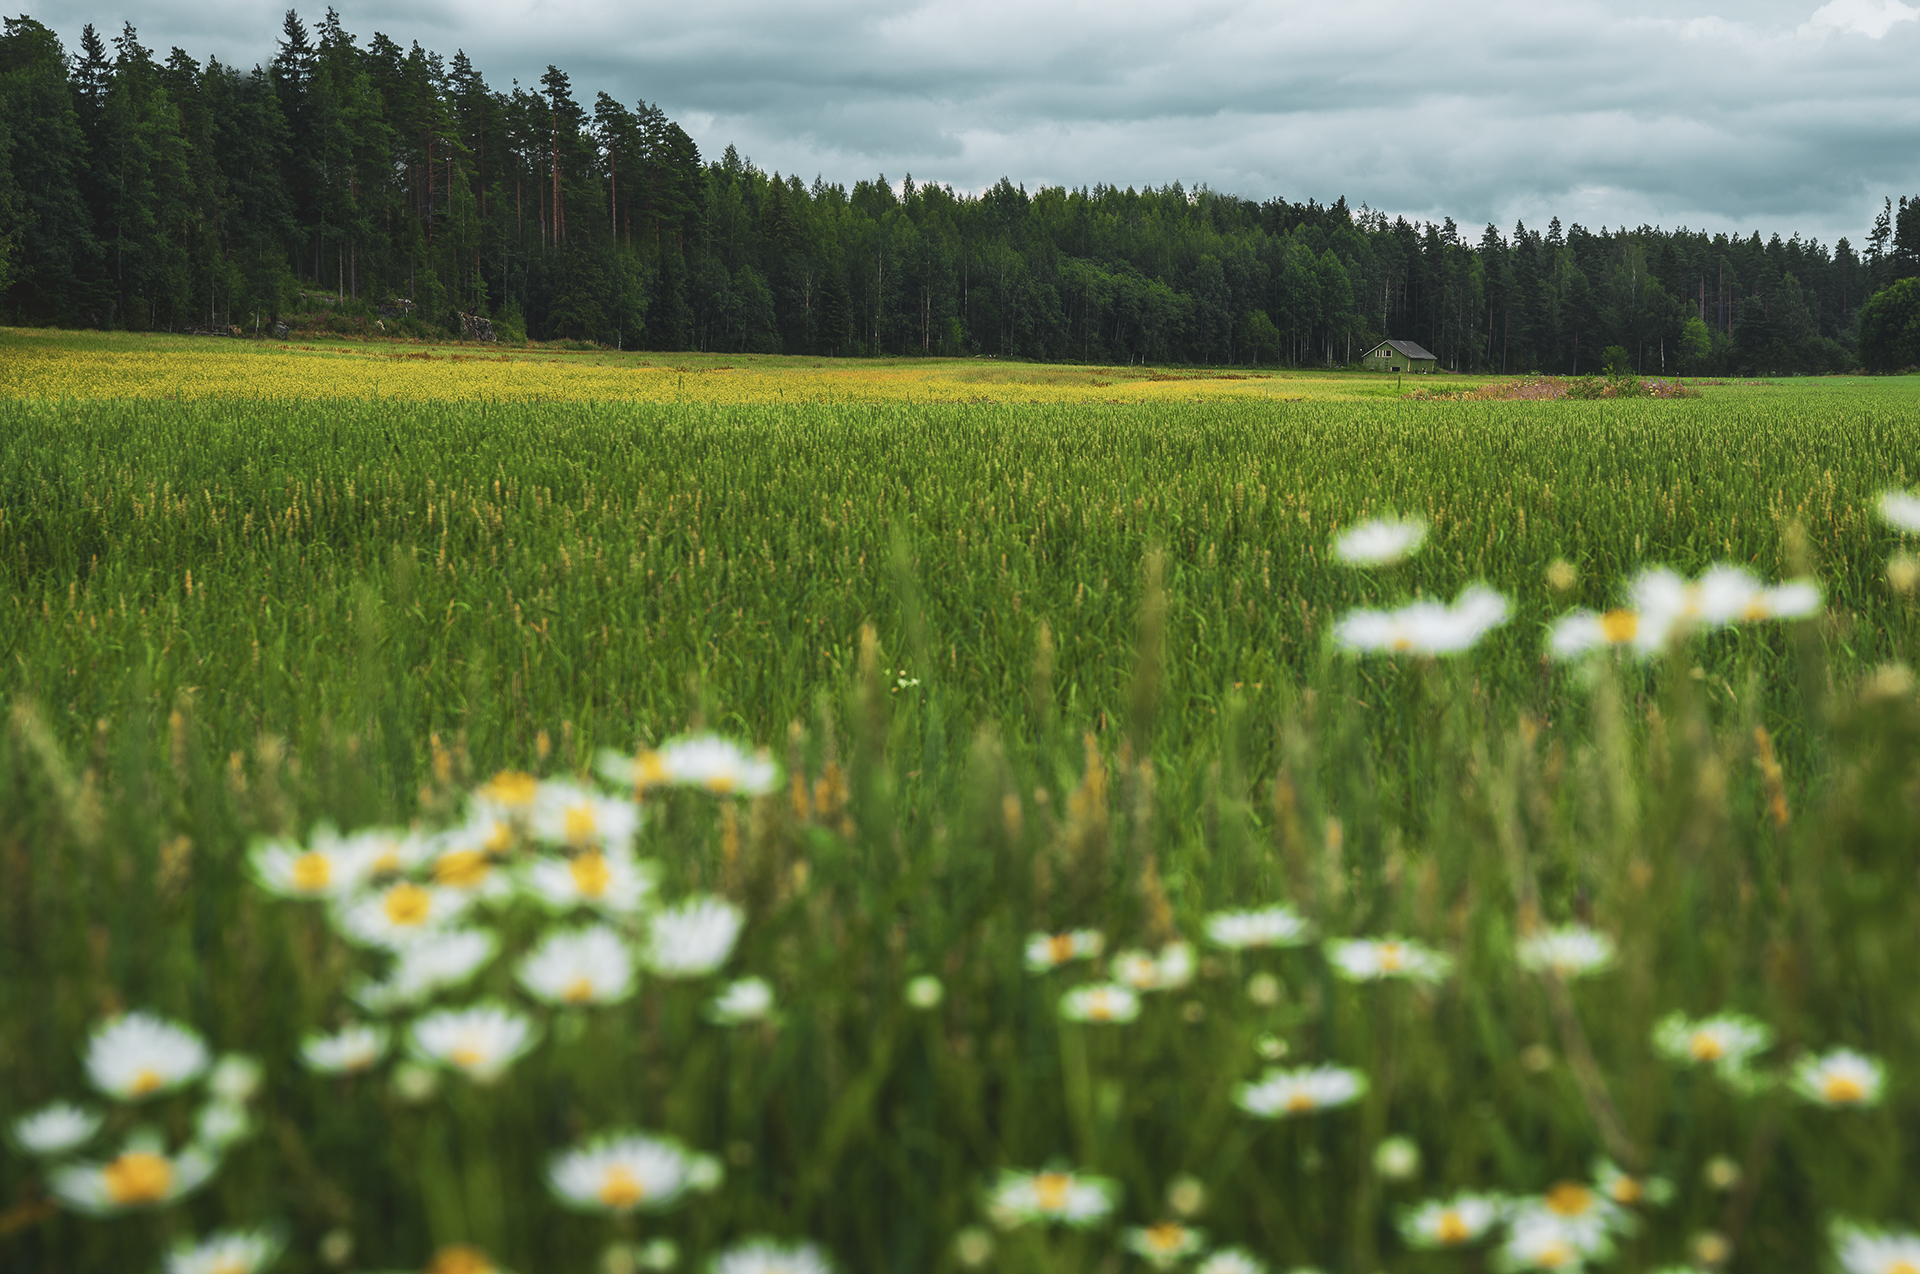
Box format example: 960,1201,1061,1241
986,1169,1118,1227
1833,1218,1920,1274
1123,1222,1207,1268
529,781,641,852
596,736,779,796
1332,516,1428,567
1203,906,1312,949
643,897,744,977
1111,942,1195,992
333,882,472,949
1024,930,1105,972
392,928,499,998
1652,1012,1773,1069
1791,1048,1886,1108
11,1102,101,1157
517,925,638,1006
1333,585,1509,656
521,848,658,915
49,1143,218,1214
1059,984,1141,1024
1504,1182,1630,1261
547,1131,701,1213
1235,1065,1368,1118
194,1101,251,1150
706,977,775,1024
165,1228,285,1274
350,826,436,877
1547,609,1662,659
300,1024,390,1075
1327,938,1452,983
1631,565,1822,639
1401,1193,1504,1247
409,1003,541,1083
1496,1213,1597,1272
1877,490,1920,534
1195,1250,1267,1274
1592,1159,1673,1207
207,1055,262,1105
85,1012,210,1101
711,1240,834,1274
1517,925,1616,979
249,829,373,899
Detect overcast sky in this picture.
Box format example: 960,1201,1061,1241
26,0,1920,245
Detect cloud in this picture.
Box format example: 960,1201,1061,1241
24,0,1920,243
1802,0,1919,37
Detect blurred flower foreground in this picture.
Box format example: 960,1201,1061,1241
10,504,1920,1274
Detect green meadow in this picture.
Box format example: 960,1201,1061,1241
4,363,1920,1274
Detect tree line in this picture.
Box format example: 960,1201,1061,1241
2,11,1918,374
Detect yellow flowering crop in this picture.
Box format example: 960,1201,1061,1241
1,330,1424,404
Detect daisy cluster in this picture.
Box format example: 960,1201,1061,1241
247,735,810,1260
251,735,780,1093
1395,1166,1671,1269
1323,513,1836,662
10,1012,266,1227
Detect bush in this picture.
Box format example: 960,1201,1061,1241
1859,278,1920,373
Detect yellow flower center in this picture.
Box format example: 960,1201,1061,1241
1742,598,1773,621
599,1164,646,1208
435,850,491,889
1377,943,1405,972
450,1040,489,1070
562,977,596,1004
1823,1073,1867,1104
1885,1261,1919,1274
102,1151,174,1204
1434,1210,1470,1244
1609,1176,1644,1204
1144,1223,1186,1253
1034,1173,1072,1211
291,851,332,891
129,1067,164,1096
1600,609,1639,642
480,771,538,806
570,851,612,898
1284,1090,1315,1113
637,752,669,785
563,806,599,844
1087,994,1115,1021
1390,635,1414,651
370,843,403,874
1545,1182,1593,1216
1687,1030,1725,1062
209,1259,248,1274
482,820,514,853
383,882,432,926
1046,934,1076,964
426,1245,497,1274
704,773,737,794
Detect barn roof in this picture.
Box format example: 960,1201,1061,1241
1370,339,1436,360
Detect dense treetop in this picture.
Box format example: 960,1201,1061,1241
1,11,1917,373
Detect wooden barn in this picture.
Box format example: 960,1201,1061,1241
1361,339,1438,373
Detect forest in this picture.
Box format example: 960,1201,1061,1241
1,10,1918,374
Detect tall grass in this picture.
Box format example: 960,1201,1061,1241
2,392,1919,1273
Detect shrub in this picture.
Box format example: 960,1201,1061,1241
1860,278,1920,373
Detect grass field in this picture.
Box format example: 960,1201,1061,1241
4,330,1920,1274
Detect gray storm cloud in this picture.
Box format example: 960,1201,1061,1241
29,0,1920,243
